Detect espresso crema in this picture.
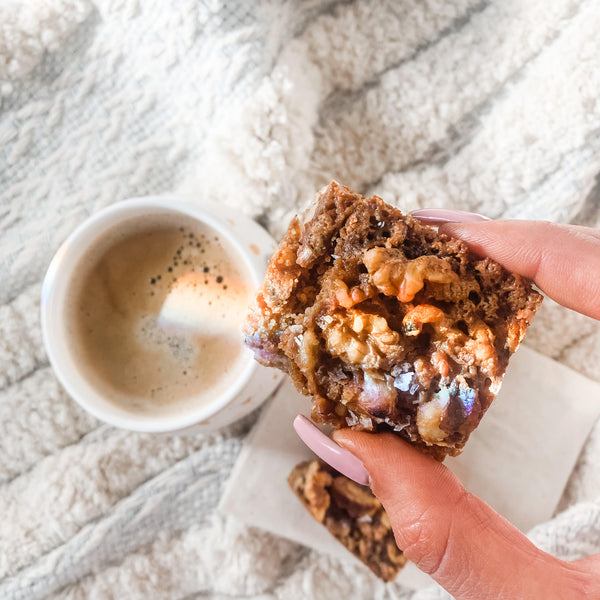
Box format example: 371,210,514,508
67,215,251,414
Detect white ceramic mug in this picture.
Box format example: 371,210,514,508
41,196,283,433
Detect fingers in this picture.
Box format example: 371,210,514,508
438,220,600,320
333,429,593,600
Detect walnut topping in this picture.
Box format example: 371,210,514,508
364,247,458,302
325,516,351,539
302,460,333,522
462,322,497,376
333,280,375,308
402,304,445,336
413,356,437,389
331,477,380,518
421,318,498,379
320,309,400,369
295,326,320,381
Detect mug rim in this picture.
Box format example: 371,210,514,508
41,196,265,432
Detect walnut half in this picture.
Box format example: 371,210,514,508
364,247,458,302
319,308,400,369
402,304,445,336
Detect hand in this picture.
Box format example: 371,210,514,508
332,431,599,599
296,215,600,599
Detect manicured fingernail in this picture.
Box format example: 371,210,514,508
410,208,490,224
293,415,370,486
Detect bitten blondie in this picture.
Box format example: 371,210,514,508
245,182,542,459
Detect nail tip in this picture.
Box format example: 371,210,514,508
292,413,309,429
292,415,370,487
409,208,490,224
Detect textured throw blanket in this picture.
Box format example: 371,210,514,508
2,1,600,598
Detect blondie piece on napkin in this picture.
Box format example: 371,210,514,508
244,181,542,459
288,459,406,582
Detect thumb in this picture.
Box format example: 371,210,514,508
333,429,594,600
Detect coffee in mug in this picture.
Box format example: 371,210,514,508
66,214,251,416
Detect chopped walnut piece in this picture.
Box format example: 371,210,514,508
295,327,320,382
363,248,408,296
333,280,376,308
462,322,498,376
334,280,355,309
331,476,380,518
402,304,445,336
325,515,351,539
288,460,407,582
302,460,333,522
320,309,400,369
413,356,437,389
364,248,458,302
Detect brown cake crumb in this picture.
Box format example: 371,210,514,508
288,459,406,582
244,181,542,459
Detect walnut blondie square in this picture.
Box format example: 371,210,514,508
288,459,406,582
244,182,542,459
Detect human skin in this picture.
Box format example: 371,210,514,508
333,219,600,599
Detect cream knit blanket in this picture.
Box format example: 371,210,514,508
1,1,600,598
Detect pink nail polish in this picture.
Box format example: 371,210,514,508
410,208,490,224
293,415,370,486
